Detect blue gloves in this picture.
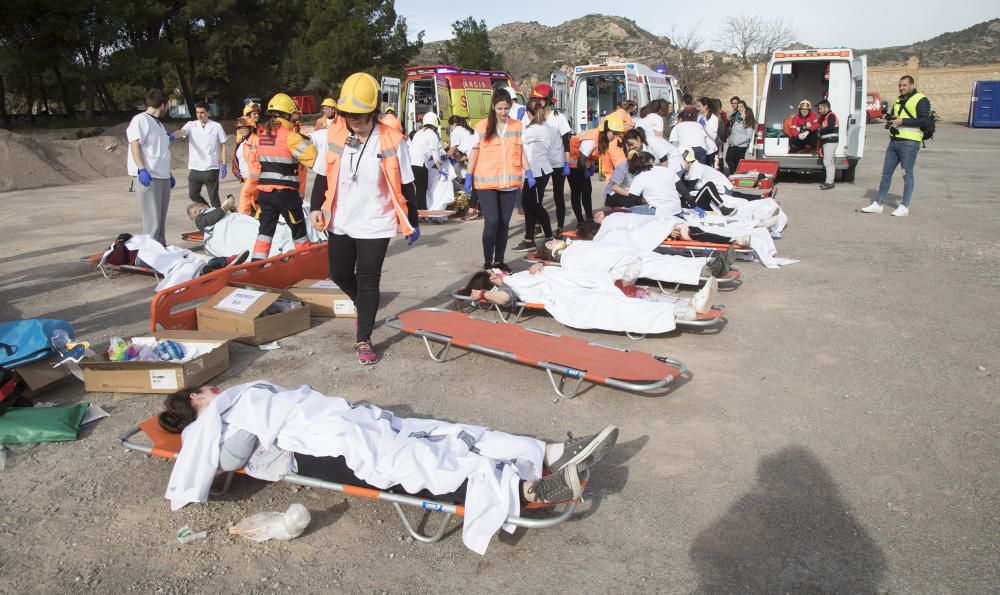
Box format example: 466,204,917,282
406,227,421,246
169,174,176,189
693,206,707,218
438,168,448,180
463,174,473,194
137,169,152,187
168,133,175,142
220,164,227,179
562,163,571,177
525,170,536,188
585,166,595,178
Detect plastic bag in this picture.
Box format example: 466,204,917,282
229,503,311,542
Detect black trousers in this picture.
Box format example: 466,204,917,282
521,174,552,240
790,131,818,153
550,168,567,228
687,227,733,244
256,188,307,242
567,167,593,224
726,145,748,174
605,192,644,208
477,188,517,264
327,233,391,343
189,169,221,207
411,165,429,211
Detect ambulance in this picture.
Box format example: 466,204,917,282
568,62,681,132
381,65,524,141
751,49,868,181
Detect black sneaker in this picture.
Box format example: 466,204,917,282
706,255,726,277
555,227,564,238
525,465,582,504
820,183,835,190
722,243,736,268
493,261,513,274
482,261,494,270
547,426,619,474
512,239,536,253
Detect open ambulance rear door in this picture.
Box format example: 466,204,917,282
550,72,570,125
380,77,401,115
847,55,868,163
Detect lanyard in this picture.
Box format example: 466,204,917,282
348,131,374,182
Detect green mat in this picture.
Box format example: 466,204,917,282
0,403,88,445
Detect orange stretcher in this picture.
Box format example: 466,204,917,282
180,231,205,242
121,414,588,544
387,308,688,399
149,243,329,331
562,229,754,258
518,252,742,291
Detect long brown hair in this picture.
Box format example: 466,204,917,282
158,388,198,433
526,98,547,127
597,120,622,155
740,105,757,129
484,89,512,141
639,99,663,118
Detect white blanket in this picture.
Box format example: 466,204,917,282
504,267,678,334
203,206,325,258
426,163,456,212
124,235,208,291
560,240,705,286
689,212,797,269
166,382,544,555
593,212,681,252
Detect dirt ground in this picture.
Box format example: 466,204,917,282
0,126,997,593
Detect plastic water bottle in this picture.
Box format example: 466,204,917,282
229,503,311,542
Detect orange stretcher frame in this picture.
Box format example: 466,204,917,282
120,414,588,544
518,252,742,290
387,308,688,399
562,230,754,258
149,243,329,332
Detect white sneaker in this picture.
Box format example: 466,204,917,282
860,202,884,214
691,277,718,315
891,205,909,217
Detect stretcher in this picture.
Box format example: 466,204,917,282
149,243,328,331
81,255,161,281
120,414,588,544
518,252,742,291
386,308,688,398
562,230,754,259
728,159,779,198
451,292,725,336
180,231,205,242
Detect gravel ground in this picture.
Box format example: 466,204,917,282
0,124,997,593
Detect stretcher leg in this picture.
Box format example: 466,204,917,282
421,335,453,362
545,367,587,399
211,471,235,497
625,331,647,340
392,502,455,544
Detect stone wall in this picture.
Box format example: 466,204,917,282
719,59,1000,123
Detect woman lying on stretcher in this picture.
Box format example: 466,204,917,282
593,209,752,247
458,264,719,323
158,381,618,554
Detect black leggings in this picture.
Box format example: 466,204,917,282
327,233,391,343
411,165,429,211
687,227,733,244
692,182,727,211
478,188,517,264
726,145,748,174
522,174,552,240
550,168,567,228
567,167,593,224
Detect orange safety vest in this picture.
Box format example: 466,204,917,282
315,116,337,131
254,125,300,193
600,139,627,176
237,134,259,214
382,113,403,134
321,119,414,236
472,118,524,190
568,128,600,169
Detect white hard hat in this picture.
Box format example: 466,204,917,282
421,112,440,129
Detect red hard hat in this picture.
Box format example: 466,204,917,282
531,83,555,104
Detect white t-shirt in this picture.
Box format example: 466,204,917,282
235,139,250,180
635,113,664,138
182,119,227,171
126,112,172,179
330,125,415,239
699,114,719,148
669,121,716,154
628,167,683,216
449,126,477,155
646,136,682,165
409,128,443,169
521,122,553,176
309,129,329,176
685,161,733,192
545,111,571,168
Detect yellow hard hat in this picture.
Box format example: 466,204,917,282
604,113,626,133
242,103,260,116
337,73,380,114
798,99,813,109
267,93,297,115
321,97,337,109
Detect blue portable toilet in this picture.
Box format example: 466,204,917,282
969,81,1000,128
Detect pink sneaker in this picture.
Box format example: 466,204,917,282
355,341,378,365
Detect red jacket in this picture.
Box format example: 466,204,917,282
789,112,820,136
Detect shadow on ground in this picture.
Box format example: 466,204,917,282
689,445,886,594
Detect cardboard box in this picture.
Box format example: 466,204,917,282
14,354,73,395
78,332,230,394
286,279,357,318
196,286,311,344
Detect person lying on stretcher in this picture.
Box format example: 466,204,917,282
158,381,618,554
186,200,325,259
592,210,752,248
458,264,719,324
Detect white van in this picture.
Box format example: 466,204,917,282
569,63,681,132
752,49,868,181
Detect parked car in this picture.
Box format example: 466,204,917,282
866,92,882,122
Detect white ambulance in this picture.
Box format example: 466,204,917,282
568,62,681,132
751,49,868,181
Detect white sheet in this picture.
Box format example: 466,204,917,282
592,211,681,252
166,381,544,555
203,206,326,258
125,235,208,291
426,162,456,212
560,240,706,286
503,267,678,334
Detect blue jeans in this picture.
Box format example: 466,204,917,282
629,205,657,215
876,139,920,207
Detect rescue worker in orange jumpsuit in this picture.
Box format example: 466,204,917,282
231,117,259,214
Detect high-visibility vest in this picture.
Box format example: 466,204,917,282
237,134,259,214
612,108,635,131
472,118,524,190
255,125,300,192
321,121,414,236
891,92,927,142
382,113,403,134
568,128,599,169
315,116,337,131
599,140,627,176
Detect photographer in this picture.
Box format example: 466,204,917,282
861,76,931,217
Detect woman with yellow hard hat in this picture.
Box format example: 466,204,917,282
309,72,420,366
249,93,316,260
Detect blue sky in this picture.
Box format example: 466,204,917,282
395,0,999,51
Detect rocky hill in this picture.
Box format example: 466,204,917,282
860,19,1000,67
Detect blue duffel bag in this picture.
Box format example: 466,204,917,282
0,320,76,368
